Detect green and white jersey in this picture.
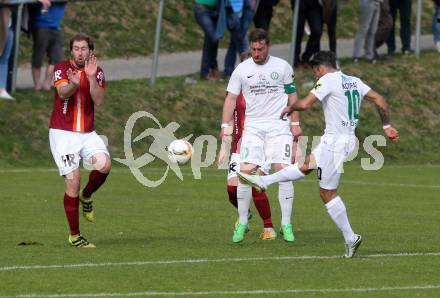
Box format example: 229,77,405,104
311,71,371,135
227,56,296,121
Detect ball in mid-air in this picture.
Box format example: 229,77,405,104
167,139,193,165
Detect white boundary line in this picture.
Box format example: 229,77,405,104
1,252,440,272
0,168,439,189
2,285,440,297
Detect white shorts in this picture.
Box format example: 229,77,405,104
240,120,292,167
49,128,109,176
312,134,356,189
227,153,241,181
227,153,271,181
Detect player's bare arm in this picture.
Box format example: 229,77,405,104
281,93,318,118
56,68,79,99
85,53,105,106
364,89,399,142
220,92,238,138
287,92,302,141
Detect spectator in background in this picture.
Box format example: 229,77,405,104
194,0,220,80
321,0,338,57
433,0,440,52
353,0,381,64
0,3,14,100
253,0,280,31
29,0,66,90
291,0,323,66
375,0,393,56
224,0,256,78
387,0,412,55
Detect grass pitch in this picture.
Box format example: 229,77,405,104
0,164,439,297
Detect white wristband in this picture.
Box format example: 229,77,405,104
221,123,230,129
382,124,391,129
291,122,300,126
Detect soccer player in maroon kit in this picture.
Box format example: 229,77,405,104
220,91,276,240
49,33,111,248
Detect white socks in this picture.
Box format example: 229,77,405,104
261,163,305,186
278,182,294,226
237,181,252,225
325,196,356,244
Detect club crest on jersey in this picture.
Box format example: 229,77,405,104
313,82,322,90
270,72,279,80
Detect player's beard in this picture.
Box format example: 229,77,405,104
74,57,86,68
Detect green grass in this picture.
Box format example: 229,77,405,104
0,164,439,297
17,0,436,62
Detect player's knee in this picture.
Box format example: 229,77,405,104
319,188,337,203
240,163,257,174
272,163,287,172
228,177,238,187
102,156,111,173
92,153,111,173
64,172,81,195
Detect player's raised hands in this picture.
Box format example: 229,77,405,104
384,126,399,142
67,68,80,87
85,52,98,78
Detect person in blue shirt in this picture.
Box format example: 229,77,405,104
29,0,67,90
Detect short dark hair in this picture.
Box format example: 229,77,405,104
70,33,94,51
249,28,270,44
309,51,337,69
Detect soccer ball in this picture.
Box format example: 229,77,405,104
167,139,193,165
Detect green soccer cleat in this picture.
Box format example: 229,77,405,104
234,209,252,232
232,223,249,243
80,195,94,222
280,224,295,242
68,234,96,248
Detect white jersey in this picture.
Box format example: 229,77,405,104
311,71,371,135
227,56,295,122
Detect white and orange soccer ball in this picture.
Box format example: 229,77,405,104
167,139,193,165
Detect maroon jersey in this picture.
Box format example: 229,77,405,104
49,60,105,132
231,92,246,154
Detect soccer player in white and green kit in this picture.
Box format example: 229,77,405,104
238,51,399,258
221,29,302,243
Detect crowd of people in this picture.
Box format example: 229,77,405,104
194,0,440,78
0,0,67,101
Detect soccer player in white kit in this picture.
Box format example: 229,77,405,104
220,29,302,243
238,51,399,258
